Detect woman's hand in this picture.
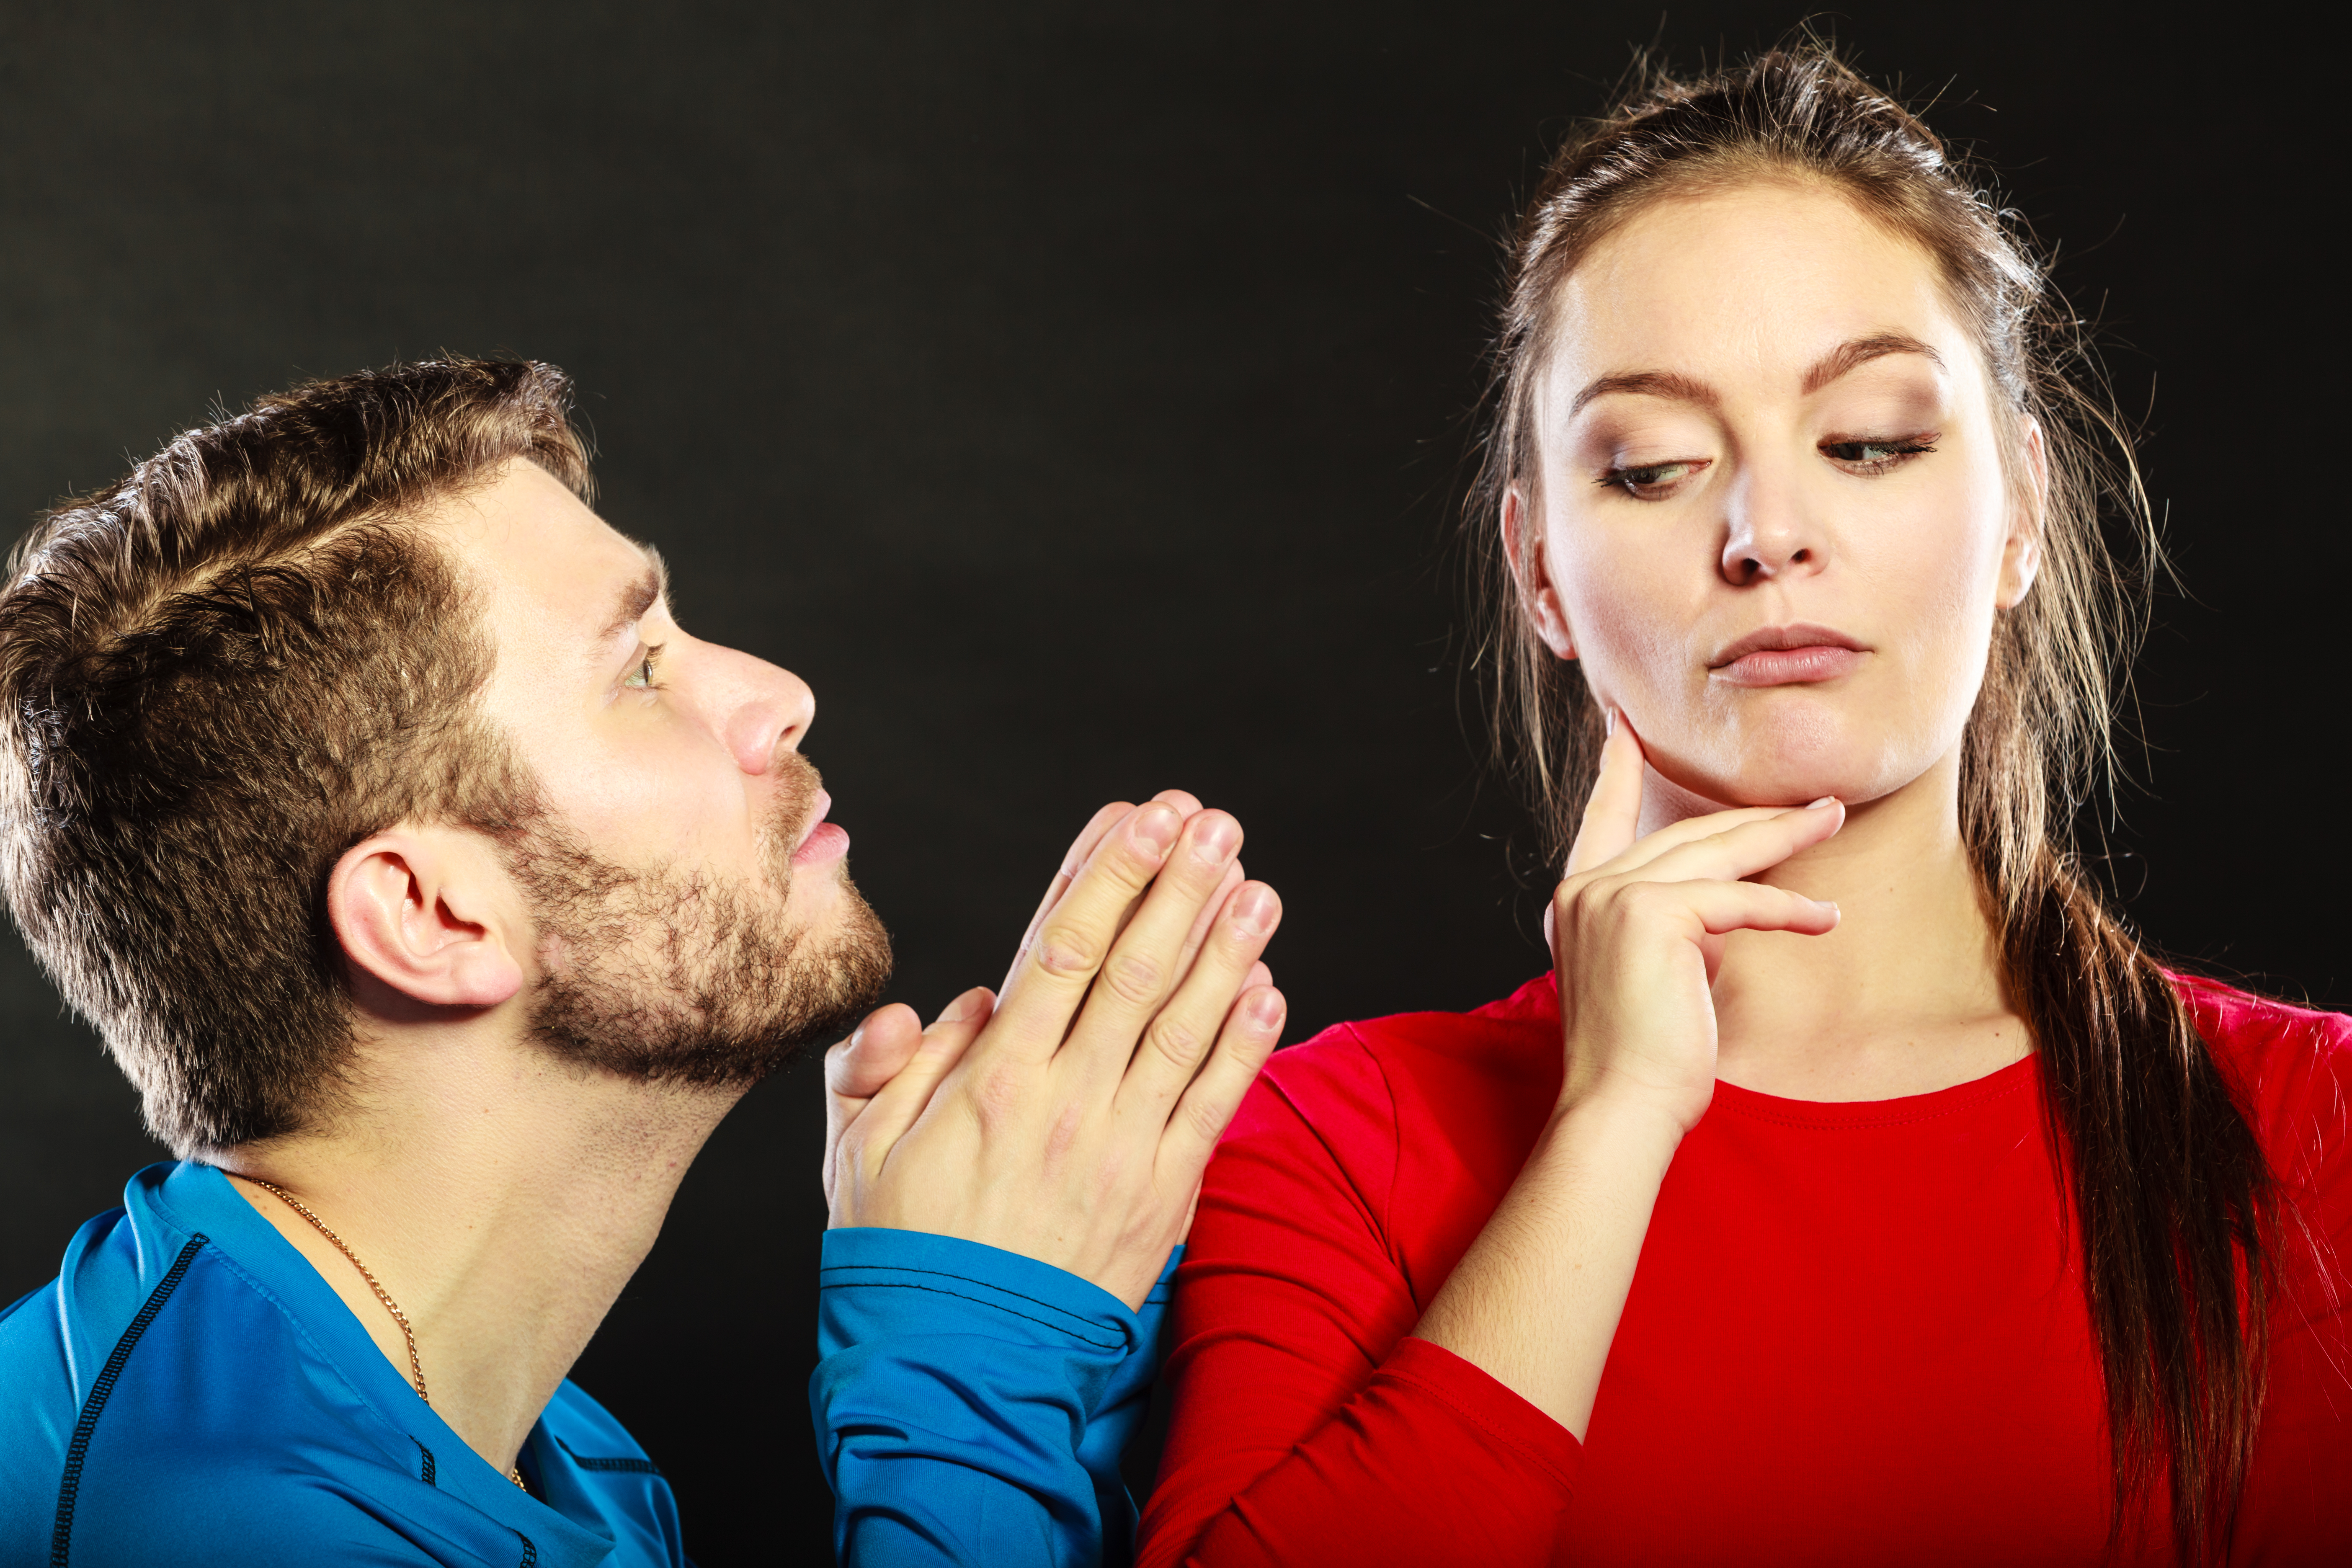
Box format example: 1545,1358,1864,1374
1548,714,1844,1137
1413,714,1842,1437
821,794,1284,1310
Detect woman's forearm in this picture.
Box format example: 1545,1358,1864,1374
1409,1092,1683,1437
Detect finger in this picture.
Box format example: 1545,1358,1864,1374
1594,803,1805,877
1563,709,1646,877
1172,858,1246,988
1001,792,1210,994
1156,984,1286,1185
1117,880,1280,1116
1057,809,1247,1080
825,1004,926,1109
848,987,998,1157
1004,802,1133,991
987,801,1187,1062
1617,876,1841,939
1596,797,1844,890
823,1002,926,1210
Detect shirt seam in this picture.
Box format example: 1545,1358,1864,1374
819,1261,1122,1335
816,1279,1126,1351
1711,1067,2035,1130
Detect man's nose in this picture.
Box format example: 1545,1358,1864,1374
710,645,815,775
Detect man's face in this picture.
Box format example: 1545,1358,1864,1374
439,458,889,1083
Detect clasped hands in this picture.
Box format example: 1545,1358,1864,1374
823,792,1284,1310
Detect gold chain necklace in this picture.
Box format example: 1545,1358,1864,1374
251,1178,529,1493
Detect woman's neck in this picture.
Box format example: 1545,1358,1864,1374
1643,749,2030,1103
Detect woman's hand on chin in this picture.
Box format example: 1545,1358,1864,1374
1549,714,1844,1137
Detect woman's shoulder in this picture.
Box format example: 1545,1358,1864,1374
1251,971,1566,1142
2172,971,2352,1178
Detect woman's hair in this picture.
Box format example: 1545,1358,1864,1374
1463,46,2273,1562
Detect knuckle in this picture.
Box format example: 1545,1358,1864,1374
1145,1013,1207,1073
1033,923,1104,979
1101,949,1166,1007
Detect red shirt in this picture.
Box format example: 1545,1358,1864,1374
1139,972,2352,1566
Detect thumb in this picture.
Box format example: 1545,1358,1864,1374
1563,708,1647,878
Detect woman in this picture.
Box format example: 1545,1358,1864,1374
1138,47,2350,1568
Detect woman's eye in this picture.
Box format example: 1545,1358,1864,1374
1820,435,1938,472
1598,458,1708,497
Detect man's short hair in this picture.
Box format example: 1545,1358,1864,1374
0,358,588,1156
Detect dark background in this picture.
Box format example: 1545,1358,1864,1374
0,3,2336,1560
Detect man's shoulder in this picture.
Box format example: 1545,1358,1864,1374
1,1166,683,1568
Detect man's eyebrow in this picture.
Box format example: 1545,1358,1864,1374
1567,369,1720,419
598,544,671,648
1800,332,1945,396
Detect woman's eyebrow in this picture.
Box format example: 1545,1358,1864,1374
1567,369,1719,418
1801,332,1945,395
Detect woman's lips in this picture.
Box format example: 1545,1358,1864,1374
1707,623,1868,687
791,790,849,868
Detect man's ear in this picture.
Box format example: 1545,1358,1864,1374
1504,484,1578,660
325,828,524,1014
1998,418,2049,610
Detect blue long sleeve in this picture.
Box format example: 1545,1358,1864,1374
810,1229,1177,1568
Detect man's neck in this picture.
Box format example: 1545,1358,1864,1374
1643,750,2027,1103
214,1026,742,1477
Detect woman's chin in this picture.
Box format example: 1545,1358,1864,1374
1643,740,1914,814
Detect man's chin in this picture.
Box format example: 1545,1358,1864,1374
525,879,894,1089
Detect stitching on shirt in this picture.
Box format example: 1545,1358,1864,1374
555,1434,663,1476
50,1233,208,1567
413,1438,436,1486
1713,1066,2034,1131
818,1262,1112,1335
815,1279,1126,1350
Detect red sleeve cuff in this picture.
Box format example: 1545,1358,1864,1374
1383,1336,1583,1494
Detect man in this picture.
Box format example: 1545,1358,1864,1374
0,359,1283,1565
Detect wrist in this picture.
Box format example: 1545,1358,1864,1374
1544,1085,1689,1171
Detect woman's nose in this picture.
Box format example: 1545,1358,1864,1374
1719,468,1827,586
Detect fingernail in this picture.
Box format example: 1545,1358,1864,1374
1193,814,1241,862
1813,898,1840,915
1230,883,1277,936
938,989,983,1025
1806,796,1837,810
1133,803,1181,854
1245,989,1285,1029
1605,707,1617,738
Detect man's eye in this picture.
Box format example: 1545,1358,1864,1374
1821,436,1938,471
624,650,661,689
1598,459,1707,497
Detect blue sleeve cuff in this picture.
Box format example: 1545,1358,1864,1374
812,1230,1179,1568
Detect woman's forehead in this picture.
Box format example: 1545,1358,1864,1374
1542,181,1969,402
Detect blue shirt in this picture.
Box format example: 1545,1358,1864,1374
810,1229,1176,1568
0,1162,687,1568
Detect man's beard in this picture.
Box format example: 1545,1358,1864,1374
503,758,892,1088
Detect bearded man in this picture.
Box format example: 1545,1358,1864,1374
0,360,1284,1565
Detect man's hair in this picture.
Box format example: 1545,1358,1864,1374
0,358,588,1156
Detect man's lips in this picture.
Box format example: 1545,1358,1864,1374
1707,623,1869,688
791,789,849,867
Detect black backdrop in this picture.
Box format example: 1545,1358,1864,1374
1,4,2339,1561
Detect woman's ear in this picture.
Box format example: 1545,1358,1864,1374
1504,484,1578,660
325,828,524,1015
1998,418,2049,610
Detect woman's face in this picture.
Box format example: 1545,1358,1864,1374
1513,179,2040,812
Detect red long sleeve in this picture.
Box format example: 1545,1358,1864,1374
1140,972,2352,1566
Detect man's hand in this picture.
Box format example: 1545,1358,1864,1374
821,794,1284,1309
